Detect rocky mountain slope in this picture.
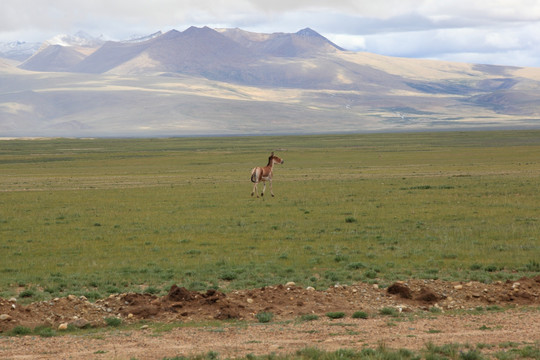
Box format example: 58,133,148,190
1,27,540,137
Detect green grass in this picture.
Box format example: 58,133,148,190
154,342,539,360
1,131,540,300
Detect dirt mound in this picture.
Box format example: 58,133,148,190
387,282,412,299
1,278,539,333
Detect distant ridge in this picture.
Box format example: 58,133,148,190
19,26,345,77
20,45,87,72
2,26,540,137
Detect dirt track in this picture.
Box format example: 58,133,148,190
1,277,539,359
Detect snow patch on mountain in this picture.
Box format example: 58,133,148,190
44,31,105,48
0,41,41,61
123,31,163,43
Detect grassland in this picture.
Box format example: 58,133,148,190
0,131,539,301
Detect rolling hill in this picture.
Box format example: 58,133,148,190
1,27,540,137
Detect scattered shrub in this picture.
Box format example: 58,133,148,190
299,314,319,322
144,286,160,294
19,289,35,298
460,349,484,360
347,262,366,270
519,345,540,359
10,326,32,335
352,311,368,319
105,317,122,327
470,263,483,271
525,260,540,272
219,272,237,281
364,270,377,279
326,311,346,319
379,307,398,316
33,325,55,337
255,312,273,323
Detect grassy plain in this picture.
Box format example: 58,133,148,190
0,131,539,300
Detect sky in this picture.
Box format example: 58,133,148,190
2,0,540,67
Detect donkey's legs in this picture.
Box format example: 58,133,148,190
261,182,266,197
251,182,259,197
269,179,274,197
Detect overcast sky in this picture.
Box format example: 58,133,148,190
2,0,540,67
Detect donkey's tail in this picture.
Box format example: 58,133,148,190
250,167,259,183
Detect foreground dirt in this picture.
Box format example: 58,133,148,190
1,277,539,359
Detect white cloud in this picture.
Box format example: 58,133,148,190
326,34,366,51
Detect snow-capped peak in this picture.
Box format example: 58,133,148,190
44,31,105,48
122,31,163,43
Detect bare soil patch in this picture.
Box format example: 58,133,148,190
1,277,539,359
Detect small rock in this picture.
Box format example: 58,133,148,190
246,298,254,304
58,323,69,331
285,282,296,287
454,285,463,290
512,282,520,289
128,313,134,319
372,284,379,289
141,325,149,329
8,298,17,303
71,319,90,329
0,314,12,321
306,286,315,291
67,295,77,301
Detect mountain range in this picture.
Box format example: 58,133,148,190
1,27,540,137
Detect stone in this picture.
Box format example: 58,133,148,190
454,285,463,290
0,314,12,321
58,323,69,331
71,318,91,329
285,282,296,287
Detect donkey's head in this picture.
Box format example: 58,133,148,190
269,152,284,165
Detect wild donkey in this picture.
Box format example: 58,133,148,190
250,152,284,197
